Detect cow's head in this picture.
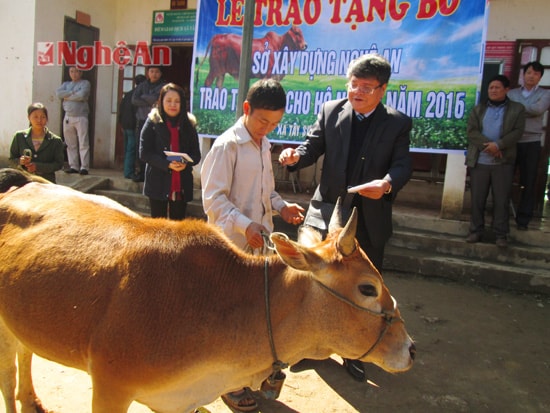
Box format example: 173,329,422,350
270,202,415,373
286,25,308,51
0,168,50,194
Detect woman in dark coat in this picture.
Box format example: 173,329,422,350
139,83,201,220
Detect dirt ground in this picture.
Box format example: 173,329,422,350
1,271,548,413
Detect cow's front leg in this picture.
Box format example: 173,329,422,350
91,378,133,413
216,75,225,89
0,318,18,413
16,346,47,413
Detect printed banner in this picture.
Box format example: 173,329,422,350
191,0,489,151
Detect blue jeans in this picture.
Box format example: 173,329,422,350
123,129,136,178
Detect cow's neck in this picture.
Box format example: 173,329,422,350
264,265,337,365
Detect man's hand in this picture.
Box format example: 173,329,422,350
280,203,305,225
482,142,500,156
245,222,270,249
279,148,300,166
356,179,391,200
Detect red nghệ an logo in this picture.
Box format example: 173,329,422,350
36,41,171,70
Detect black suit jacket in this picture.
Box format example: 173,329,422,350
291,99,412,247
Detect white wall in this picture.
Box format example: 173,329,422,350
487,0,548,40
0,0,36,164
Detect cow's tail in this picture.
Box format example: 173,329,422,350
194,39,213,88
0,168,50,193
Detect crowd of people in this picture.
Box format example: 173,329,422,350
7,56,549,411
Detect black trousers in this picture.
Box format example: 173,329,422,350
149,198,187,221
515,141,541,226
355,208,385,271
469,163,514,238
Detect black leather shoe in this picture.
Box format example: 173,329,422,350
64,168,78,174
343,358,366,382
79,169,88,175
466,233,482,243
132,174,144,183
495,237,508,248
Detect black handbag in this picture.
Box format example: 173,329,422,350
303,193,354,234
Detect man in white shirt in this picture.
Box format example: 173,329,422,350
200,79,304,412
201,79,304,252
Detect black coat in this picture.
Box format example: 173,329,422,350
118,89,137,130
291,99,412,247
139,109,201,202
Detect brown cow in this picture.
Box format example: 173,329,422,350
0,168,414,413
201,25,307,88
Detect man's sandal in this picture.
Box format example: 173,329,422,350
221,388,258,412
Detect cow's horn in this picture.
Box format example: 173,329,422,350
328,197,344,232
337,207,357,256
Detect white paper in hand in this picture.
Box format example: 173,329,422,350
347,182,372,193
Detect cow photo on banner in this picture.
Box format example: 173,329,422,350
191,0,489,152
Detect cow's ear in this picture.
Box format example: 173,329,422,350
297,225,323,247
271,233,323,272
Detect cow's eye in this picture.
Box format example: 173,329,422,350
358,284,378,297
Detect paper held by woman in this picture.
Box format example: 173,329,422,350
164,151,194,163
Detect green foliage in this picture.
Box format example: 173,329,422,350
411,117,468,149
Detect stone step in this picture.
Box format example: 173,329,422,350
106,177,143,192
392,206,547,248
389,229,550,270
384,245,550,295
55,174,111,193
93,188,206,220
388,206,550,293
94,189,150,215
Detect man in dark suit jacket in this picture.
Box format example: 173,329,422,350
279,53,412,382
